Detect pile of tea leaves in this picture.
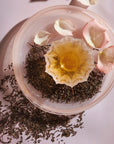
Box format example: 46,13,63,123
0,63,84,144
25,43,105,103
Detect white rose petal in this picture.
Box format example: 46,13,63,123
70,0,97,8
34,31,50,45
54,18,76,36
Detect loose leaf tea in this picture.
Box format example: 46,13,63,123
0,64,84,144
25,43,105,103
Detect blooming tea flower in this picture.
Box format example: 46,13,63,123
44,37,94,87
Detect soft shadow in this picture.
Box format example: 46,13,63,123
0,19,27,71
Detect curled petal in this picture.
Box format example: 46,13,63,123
54,18,76,36
82,19,109,48
89,0,97,5
97,46,114,73
34,31,50,45
70,0,97,8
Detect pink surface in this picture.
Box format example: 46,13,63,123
0,0,114,144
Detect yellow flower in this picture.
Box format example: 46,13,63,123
44,37,94,87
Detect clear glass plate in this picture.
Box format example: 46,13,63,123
12,5,114,115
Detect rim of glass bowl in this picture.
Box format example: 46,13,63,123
12,5,114,115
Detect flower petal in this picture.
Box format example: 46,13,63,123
82,19,109,48
97,46,114,73
54,18,76,36
70,0,97,8
34,31,50,45
89,0,97,5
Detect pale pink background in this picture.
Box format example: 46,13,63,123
0,0,114,144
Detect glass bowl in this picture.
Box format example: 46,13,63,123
12,5,114,115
